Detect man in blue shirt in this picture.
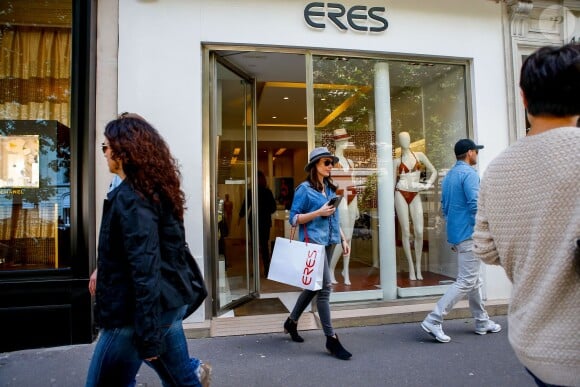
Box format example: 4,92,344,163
421,139,501,343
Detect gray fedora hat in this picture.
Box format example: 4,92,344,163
304,147,339,172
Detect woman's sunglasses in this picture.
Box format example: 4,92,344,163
101,143,109,153
323,159,334,167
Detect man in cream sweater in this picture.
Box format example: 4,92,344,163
473,43,579,386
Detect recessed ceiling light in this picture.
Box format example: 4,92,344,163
321,98,326,101
283,97,289,100
272,116,277,119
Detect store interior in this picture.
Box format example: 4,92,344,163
212,50,459,316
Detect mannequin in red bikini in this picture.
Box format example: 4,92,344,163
393,132,437,281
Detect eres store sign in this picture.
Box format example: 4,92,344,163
304,2,388,33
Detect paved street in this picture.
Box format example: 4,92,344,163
0,315,534,386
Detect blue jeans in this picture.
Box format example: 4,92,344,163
290,245,335,336
426,239,489,324
86,305,202,387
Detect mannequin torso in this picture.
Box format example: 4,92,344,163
393,132,437,281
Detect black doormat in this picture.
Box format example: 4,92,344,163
234,298,288,317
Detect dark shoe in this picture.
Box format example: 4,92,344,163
326,334,352,360
284,317,304,342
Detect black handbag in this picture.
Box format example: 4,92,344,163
183,243,208,318
157,202,208,318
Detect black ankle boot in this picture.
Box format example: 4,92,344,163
283,317,304,342
326,334,352,360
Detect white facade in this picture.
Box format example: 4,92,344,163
96,0,578,321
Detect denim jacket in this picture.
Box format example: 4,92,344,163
441,160,480,245
289,181,341,246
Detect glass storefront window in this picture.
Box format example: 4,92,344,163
313,56,469,294
0,1,72,271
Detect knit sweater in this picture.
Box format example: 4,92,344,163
473,127,580,386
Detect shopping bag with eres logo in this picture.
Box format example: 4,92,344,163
267,225,325,291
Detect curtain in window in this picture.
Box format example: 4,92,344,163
0,26,71,126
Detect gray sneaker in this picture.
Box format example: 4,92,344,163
421,319,451,343
475,320,502,335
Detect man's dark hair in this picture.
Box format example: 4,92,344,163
519,43,580,117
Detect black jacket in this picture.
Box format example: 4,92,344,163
95,180,197,358
239,186,277,233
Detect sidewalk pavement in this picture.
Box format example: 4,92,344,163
0,315,534,387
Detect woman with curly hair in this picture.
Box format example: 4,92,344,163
86,113,211,387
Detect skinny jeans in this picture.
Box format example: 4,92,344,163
290,245,336,336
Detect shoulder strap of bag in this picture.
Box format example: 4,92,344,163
303,223,309,243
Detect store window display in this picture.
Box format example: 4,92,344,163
0,3,73,272
393,132,437,281
329,129,359,285
0,136,40,188
313,55,469,295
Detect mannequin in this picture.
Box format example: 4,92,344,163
393,132,437,281
329,128,359,285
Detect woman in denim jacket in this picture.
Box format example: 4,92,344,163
86,113,211,387
283,147,352,360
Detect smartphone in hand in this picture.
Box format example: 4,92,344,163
328,196,342,208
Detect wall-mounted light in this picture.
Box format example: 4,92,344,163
275,147,287,156
233,147,240,156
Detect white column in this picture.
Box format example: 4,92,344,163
95,0,119,257
374,62,397,300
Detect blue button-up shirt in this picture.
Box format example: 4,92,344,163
441,161,480,245
289,181,341,246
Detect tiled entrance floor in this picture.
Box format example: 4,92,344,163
210,312,318,337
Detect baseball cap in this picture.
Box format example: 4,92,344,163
454,139,484,156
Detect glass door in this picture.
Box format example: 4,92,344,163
211,54,258,313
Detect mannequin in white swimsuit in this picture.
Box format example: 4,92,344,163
329,129,359,285
393,132,437,281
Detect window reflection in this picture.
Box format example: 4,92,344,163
313,56,469,293
0,1,72,271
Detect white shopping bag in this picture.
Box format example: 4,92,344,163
268,233,325,291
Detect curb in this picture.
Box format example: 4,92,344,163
183,299,509,339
